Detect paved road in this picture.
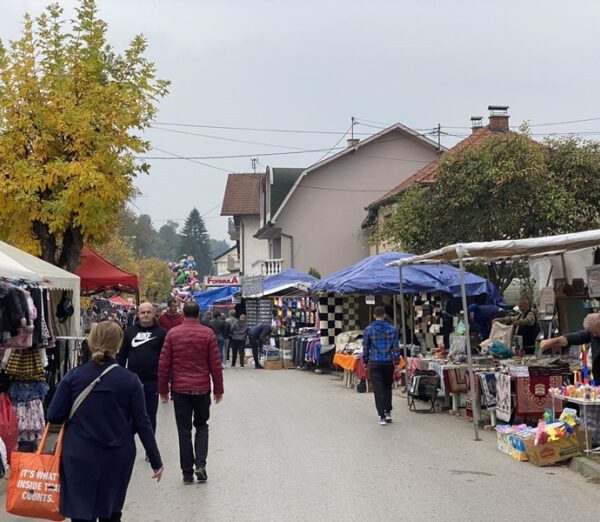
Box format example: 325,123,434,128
4,367,599,521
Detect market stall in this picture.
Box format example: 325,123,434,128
75,247,139,303
0,240,81,454
389,229,600,441
192,285,239,312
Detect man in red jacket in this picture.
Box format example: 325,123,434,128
158,298,184,332
158,301,224,485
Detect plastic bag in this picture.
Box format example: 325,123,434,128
454,321,466,335
488,340,513,359
0,393,18,464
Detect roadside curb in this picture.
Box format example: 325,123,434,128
570,457,600,481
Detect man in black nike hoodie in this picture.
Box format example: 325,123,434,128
119,301,167,434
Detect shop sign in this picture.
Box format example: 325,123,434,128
365,294,375,305
241,275,265,297
204,275,240,287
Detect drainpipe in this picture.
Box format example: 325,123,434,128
280,232,294,269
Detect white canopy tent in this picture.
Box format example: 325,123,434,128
0,240,81,336
387,229,600,441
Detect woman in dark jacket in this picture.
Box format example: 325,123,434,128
47,322,163,522
230,314,249,367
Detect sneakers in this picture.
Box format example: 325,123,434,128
379,416,387,426
384,412,393,424
195,467,208,483
183,476,194,485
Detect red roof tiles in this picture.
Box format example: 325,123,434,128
221,173,264,215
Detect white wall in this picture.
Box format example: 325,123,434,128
274,129,439,276
240,215,269,275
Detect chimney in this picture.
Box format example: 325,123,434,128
470,116,483,134
347,138,360,148
488,105,510,132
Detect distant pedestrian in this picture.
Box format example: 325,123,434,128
230,314,249,367
47,321,163,521
119,301,167,434
159,298,184,332
158,301,224,485
363,306,399,426
209,312,229,365
247,322,275,369
224,310,237,361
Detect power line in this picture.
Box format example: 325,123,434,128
149,125,311,151
139,146,345,160
148,146,231,172
153,121,374,136
314,123,352,163
299,184,390,193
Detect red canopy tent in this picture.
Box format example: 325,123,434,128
75,247,139,302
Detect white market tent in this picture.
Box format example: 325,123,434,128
0,240,81,336
387,229,600,440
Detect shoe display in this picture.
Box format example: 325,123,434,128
385,412,392,423
379,416,387,426
195,467,208,483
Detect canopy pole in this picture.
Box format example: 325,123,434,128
393,294,398,329
398,264,409,403
459,252,480,441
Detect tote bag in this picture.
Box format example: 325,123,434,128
5,423,65,521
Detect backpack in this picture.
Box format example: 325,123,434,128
56,292,74,323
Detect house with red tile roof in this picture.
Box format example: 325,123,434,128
363,106,513,255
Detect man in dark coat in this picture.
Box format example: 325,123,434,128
119,301,167,434
158,301,224,484
247,322,275,369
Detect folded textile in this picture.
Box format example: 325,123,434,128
496,372,512,422
444,367,468,393
478,372,497,409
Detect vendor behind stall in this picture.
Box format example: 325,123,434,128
467,303,505,341
541,312,600,380
494,297,538,354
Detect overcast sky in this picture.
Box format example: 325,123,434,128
2,0,600,241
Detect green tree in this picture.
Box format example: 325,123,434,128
0,1,168,271
138,258,172,303
210,239,231,259
179,208,212,277
156,220,181,260
373,130,583,293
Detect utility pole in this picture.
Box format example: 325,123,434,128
437,123,441,152
351,116,355,140
251,157,258,173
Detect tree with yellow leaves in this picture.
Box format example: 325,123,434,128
0,1,168,271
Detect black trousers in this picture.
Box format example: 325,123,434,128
72,514,121,522
142,381,159,434
231,339,246,366
173,392,211,477
248,335,261,367
369,362,395,417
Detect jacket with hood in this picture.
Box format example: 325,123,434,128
119,319,167,383
231,319,249,341
363,320,399,365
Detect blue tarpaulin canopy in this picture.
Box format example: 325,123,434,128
192,285,239,310
312,252,502,302
260,269,318,297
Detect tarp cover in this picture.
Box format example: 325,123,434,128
313,252,501,301
388,229,600,266
108,296,136,308
75,247,138,294
192,285,239,310
261,269,318,296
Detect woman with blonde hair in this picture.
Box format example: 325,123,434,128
47,321,163,522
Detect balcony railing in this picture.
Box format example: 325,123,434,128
228,218,240,240
260,258,283,276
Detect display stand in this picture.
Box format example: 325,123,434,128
552,394,600,454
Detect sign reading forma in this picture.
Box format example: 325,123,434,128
204,275,240,287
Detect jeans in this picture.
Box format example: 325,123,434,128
216,335,225,362
230,339,246,366
72,514,121,522
369,362,395,417
143,380,159,434
172,392,211,478
249,335,261,367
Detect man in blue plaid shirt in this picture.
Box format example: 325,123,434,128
363,306,399,425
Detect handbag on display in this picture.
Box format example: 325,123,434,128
6,363,119,521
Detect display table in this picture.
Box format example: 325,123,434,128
333,353,359,387
552,394,600,454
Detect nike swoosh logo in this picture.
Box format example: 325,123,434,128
131,336,155,348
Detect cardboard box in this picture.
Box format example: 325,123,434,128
496,432,510,455
524,436,582,466
263,359,282,370
282,359,296,369
508,435,528,462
